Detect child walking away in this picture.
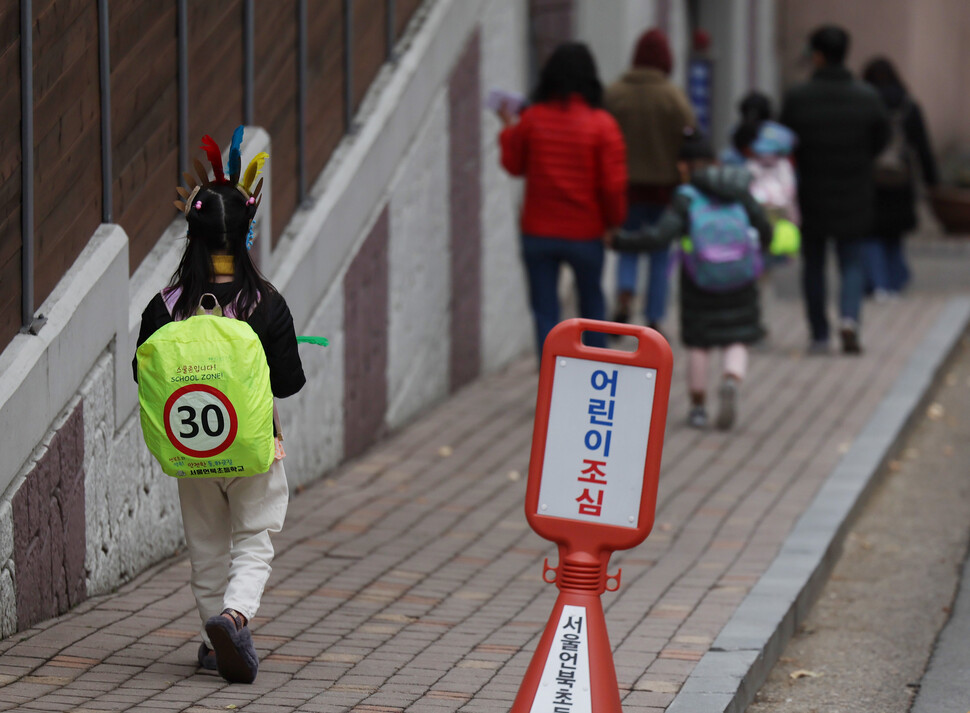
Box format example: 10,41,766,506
610,129,771,430
133,127,306,683
725,92,801,262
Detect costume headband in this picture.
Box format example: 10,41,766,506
173,125,268,217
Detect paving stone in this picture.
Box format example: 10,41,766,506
1,287,967,711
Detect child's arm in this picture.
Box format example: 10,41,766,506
611,193,690,253
740,191,773,252
260,294,306,398
498,111,528,177
131,294,174,382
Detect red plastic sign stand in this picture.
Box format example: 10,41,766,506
511,319,672,712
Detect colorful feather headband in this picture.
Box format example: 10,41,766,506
173,125,268,216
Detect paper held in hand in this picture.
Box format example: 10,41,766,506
486,88,525,115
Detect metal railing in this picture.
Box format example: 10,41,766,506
17,0,419,335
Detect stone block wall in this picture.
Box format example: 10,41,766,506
81,354,183,597
12,403,86,630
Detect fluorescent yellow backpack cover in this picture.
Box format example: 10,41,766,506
769,218,801,256
136,293,274,478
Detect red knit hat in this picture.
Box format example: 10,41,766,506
632,28,673,74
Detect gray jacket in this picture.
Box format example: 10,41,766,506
613,165,771,252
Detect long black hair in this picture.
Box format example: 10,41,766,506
862,56,907,108
169,182,274,320
532,42,603,108
863,57,904,89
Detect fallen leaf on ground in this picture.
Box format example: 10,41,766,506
438,445,453,457
927,403,945,420
789,669,822,680
507,470,521,481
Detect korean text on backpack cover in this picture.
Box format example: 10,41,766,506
136,291,275,478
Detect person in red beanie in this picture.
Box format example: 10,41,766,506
498,42,628,358
604,28,695,335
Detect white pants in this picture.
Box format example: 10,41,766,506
177,460,288,645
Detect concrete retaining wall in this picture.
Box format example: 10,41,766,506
0,0,531,637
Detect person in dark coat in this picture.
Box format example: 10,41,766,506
779,25,890,355
861,57,938,297
609,131,771,431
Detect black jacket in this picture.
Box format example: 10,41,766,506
133,283,306,399
614,166,771,348
780,65,891,240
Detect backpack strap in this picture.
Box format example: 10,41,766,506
675,184,704,252
223,290,260,320
159,286,260,321
196,293,223,317
161,287,222,319
161,286,181,317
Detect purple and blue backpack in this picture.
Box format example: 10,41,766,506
678,184,763,292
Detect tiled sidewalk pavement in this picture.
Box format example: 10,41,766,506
0,286,962,713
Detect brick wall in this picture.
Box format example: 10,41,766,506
352,0,388,116
0,2,21,349
306,3,347,182
0,0,424,353
32,0,103,310
111,1,179,273
395,0,424,38
255,0,299,246
187,1,246,200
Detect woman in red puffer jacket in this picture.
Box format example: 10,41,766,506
498,42,627,357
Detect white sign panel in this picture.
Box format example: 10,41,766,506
530,605,591,713
537,357,656,528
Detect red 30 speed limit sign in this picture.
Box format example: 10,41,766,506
163,384,239,458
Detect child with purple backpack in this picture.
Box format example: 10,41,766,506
609,129,771,430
